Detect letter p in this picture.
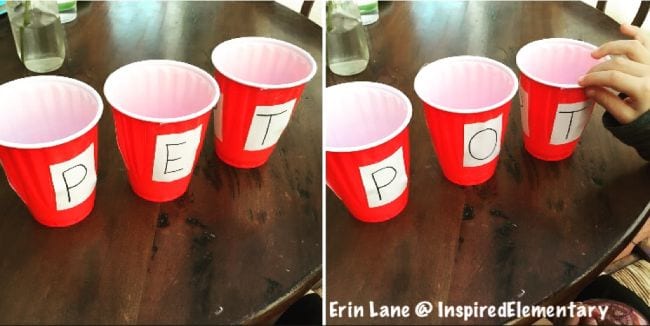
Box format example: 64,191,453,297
49,144,97,211
359,147,408,208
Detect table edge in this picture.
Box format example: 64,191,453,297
240,265,322,324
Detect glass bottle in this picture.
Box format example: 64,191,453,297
326,0,370,76
7,0,66,73
57,0,76,23
355,0,378,25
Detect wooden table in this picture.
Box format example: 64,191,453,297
326,2,649,324
0,2,321,324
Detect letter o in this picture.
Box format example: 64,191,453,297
468,128,498,160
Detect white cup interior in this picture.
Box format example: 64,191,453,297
0,76,103,148
211,37,317,88
325,82,412,152
516,38,599,88
103,60,219,122
414,56,518,113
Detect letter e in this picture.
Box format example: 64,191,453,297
152,125,203,182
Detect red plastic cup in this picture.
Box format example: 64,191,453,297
104,60,220,202
211,37,317,168
0,76,103,227
516,38,601,161
326,82,412,223
414,56,518,186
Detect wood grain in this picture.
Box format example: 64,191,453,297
326,2,649,324
0,2,321,324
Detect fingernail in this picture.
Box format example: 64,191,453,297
585,88,595,96
578,75,585,83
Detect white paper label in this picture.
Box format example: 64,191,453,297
214,99,224,141
463,114,502,167
550,100,593,145
519,87,529,136
49,144,97,211
244,99,297,151
359,147,408,208
152,125,203,182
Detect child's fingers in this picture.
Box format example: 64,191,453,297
620,23,650,47
579,70,642,97
620,23,641,36
585,87,639,124
587,56,648,77
592,40,650,64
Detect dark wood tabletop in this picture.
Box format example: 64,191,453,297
326,2,649,324
0,2,321,324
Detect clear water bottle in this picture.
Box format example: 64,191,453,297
326,0,370,76
7,0,66,73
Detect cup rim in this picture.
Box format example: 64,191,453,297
325,81,413,153
0,76,104,149
516,38,599,89
414,55,519,114
103,59,220,124
211,36,318,90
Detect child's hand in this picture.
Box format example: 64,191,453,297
578,24,650,124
